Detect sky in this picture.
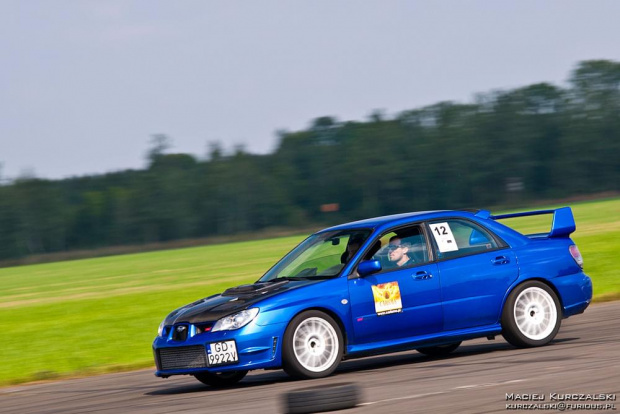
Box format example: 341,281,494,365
1,0,620,180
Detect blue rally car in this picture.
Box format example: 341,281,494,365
153,207,592,386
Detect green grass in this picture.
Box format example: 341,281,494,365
0,198,618,386
0,236,305,386
497,198,620,300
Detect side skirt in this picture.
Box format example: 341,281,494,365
345,324,502,359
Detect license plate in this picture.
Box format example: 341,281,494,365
206,340,239,366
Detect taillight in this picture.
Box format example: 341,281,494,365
569,245,583,268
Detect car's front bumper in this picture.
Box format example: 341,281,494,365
153,321,287,377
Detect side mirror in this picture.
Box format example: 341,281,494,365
358,260,382,277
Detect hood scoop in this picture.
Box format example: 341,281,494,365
221,280,289,297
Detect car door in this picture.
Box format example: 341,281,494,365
427,218,519,331
347,225,443,345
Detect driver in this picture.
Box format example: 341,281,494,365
386,236,413,267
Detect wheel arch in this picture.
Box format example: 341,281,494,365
283,306,349,355
500,277,565,319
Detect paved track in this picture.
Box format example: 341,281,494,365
2,302,619,414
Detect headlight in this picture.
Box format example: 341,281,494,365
158,320,165,337
212,308,259,332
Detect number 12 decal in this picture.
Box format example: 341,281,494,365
433,225,449,236
429,222,458,252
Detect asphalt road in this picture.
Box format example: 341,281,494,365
2,302,619,414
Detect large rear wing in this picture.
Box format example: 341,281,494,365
477,207,576,238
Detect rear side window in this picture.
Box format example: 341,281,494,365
427,219,499,260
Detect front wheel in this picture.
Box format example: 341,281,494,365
194,370,248,387
502,281,561,348
282,310,344,379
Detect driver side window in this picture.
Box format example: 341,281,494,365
371,225,430,272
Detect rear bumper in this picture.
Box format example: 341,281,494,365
553,271,592,318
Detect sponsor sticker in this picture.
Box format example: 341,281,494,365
371,281,403,316
429,222,458,252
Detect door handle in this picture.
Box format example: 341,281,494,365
414,271,433,280
491,256,510,265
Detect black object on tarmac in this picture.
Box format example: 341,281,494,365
282,382,361,413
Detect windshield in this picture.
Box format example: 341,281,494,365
258,229,371,282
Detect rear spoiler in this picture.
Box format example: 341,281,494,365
475,207,576,238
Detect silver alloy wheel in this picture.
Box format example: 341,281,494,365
292,316,339,373
513,286,558,340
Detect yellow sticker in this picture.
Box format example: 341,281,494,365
371,281,403,316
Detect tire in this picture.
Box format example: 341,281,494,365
282,382,361,414
193,370,248,387
501,281,562,348
416,341,461,357
282,310,344,379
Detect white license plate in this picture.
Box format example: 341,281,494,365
207,340,239,366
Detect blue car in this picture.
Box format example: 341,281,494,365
153,207,592,386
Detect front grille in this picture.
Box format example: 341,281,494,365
158,346,207,370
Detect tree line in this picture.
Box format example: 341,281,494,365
0,60,618,260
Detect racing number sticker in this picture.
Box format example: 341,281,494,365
429,222,458,252
371,281,403,316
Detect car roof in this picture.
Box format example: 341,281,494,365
320,210,478,233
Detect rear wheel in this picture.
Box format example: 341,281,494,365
282,310,343,379
502,281,561,347
416,341,461,357
193,370,248,387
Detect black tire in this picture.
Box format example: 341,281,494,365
502,281,562,348
416,341,461,357
193,370,248,387
282,310,344,379
282,382,361,414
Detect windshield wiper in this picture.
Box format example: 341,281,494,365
257,277,298,283
277,276,310,281
259,275,337,283
283,275,337,281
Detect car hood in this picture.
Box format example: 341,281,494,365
163,279,316,325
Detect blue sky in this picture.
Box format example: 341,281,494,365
2,1,620,179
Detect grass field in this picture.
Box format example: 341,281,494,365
0,198,618,386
